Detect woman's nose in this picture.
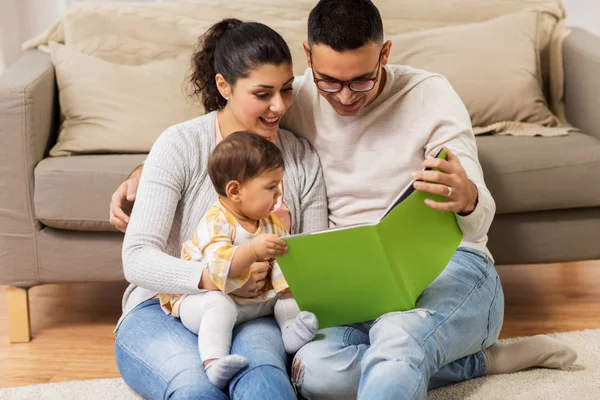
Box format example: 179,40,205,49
270,94,286,113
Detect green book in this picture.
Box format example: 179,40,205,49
276,148,463,329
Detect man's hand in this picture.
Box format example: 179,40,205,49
412,147,479,215
109,165,142,232
250,234,288,260
230,261,272,297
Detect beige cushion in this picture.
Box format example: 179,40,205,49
34,154,146,231
388,11,561,132
25,1,565,116
49,43,203,156
476,132,600,214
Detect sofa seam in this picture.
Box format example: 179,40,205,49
21,60,54,285
496,159,600,176
36,170,137,177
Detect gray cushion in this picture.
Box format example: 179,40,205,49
476,132,600,214
33,132,600,232
34,154,146,231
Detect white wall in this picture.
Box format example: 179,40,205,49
0,0,65,71
563,0,600,36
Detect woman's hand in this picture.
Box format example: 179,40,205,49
412,147,479,215
109,166,142,232
230,261,272,298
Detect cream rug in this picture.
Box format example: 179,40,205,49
1,329,599,400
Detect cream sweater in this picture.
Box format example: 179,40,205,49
282,65,495,259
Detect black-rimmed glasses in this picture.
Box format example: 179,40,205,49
310,50,382,93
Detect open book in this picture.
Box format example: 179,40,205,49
276,148,463,328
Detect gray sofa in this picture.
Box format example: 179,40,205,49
1,28,599,343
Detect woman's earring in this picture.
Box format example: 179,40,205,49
224,95,229,101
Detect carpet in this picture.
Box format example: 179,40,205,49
1,329,599,400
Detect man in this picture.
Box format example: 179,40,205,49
110,1,576,398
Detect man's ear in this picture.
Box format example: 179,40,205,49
381,40,392,67
303,40,311,67
225,180,242,202
215,73,231,100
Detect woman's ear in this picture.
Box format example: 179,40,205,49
225,180,242,202
215,73,231,100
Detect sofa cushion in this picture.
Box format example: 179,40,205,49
34,134,600,232
34,154,146,231
24,1,568,144
476,132,600,214
49,43,203,156
388,11,565,135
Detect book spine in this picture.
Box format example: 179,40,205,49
375,225,412,305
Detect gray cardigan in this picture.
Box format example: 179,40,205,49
118,111,328,327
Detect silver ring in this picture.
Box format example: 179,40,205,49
447,186,453,197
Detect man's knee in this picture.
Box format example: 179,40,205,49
366,310,441,374
370,309,436,347
293,339,364,399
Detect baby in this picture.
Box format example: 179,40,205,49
159,131,318,388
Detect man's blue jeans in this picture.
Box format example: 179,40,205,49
292,248,504,400
115,299,296,400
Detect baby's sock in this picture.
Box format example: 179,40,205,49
483,334,577,375
205,355,248,389
282,311,319,354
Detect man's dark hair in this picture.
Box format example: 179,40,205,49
308,0,383,51
208,131,284,197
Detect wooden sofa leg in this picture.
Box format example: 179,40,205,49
6,287,32,343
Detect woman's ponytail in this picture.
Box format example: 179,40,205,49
189,18,292,113
189,18,242,112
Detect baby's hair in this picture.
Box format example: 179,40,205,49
208,131,284,197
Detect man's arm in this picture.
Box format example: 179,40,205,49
414,76,496,243
109,164,144,232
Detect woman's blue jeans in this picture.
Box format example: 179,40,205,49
115,299,296,400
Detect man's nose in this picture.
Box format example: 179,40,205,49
337,86,354,104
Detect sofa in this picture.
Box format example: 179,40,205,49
1,1,599,344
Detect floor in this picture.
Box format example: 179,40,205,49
1,260,600,388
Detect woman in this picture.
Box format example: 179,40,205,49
114,19,327,399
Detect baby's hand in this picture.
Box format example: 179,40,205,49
250,234,288,260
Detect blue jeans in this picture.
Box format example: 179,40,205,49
292,248,504,400
115,299,296,400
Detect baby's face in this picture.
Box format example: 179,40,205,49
239,167,285,220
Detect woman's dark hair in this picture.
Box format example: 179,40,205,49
308,0,383,51
208,131,285,197
189,19,293,112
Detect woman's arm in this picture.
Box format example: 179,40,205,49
121,126,207,295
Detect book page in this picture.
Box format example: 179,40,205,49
378,148,445,221
285,222,374,239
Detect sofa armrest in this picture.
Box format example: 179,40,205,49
564,28,600,141
0,50,58,286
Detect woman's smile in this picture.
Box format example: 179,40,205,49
259,115,281,128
